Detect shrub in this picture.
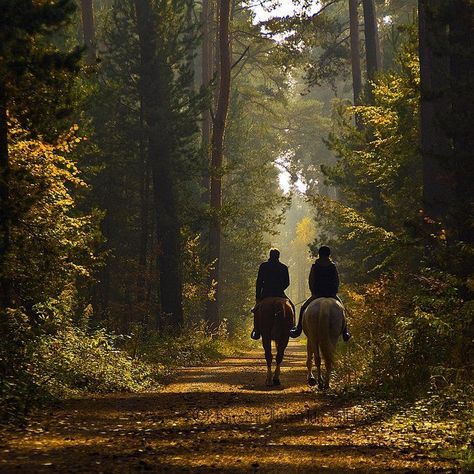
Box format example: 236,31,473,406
131,319,233,368
31,326,161,397
336,265,473,397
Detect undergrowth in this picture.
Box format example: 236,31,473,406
0,318,242,424
328,266,474,470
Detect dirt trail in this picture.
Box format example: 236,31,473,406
0,342,458,473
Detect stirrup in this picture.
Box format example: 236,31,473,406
290,326,302,338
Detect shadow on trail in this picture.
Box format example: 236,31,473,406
0,342,450,473
0,441,421,474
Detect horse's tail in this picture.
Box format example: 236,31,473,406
277,298,286,320
270,298,291,341
318,299,334,367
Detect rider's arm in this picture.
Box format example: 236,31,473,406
308,265,317,295
333,264,340,294
283,265,290,291
255,264,264,300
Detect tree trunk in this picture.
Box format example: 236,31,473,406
201,0,212,203
206,0,231,326
448,0,474,243
80,0,96,66
135,0,184,329
137,100,150,325
0,81,10,312
418,0,454,237
349,0,362,128
362,0,381,100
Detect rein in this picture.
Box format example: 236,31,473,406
294,299,307,306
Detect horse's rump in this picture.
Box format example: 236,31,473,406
257,297,294,341
303,298,344,364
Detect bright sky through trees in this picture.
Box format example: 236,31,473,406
251,0,320,23
251,1,314,194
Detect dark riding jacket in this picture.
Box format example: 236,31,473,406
256,258,290,300
309,257,339,298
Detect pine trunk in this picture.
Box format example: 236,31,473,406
138,101,150,325
0,81,10,312
206,0,231,326
362,0,381,101
448,0,474,243
349,0,362,128
80,0,96,66
418,0,453,236
135,0,184,329
201,0,212,203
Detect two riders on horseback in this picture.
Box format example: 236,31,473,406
251,246,350,342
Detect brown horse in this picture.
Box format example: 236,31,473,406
255,297,295,386
302,297,344,389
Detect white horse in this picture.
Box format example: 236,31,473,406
302,297,344,389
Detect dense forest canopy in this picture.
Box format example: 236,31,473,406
0,2,473,461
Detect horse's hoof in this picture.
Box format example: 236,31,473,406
308,376,317,387
273,378,281,386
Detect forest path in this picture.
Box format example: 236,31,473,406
1,342,457,473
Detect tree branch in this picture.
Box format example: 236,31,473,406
231,45,250,70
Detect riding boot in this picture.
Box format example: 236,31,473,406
251,329,261,340
289,307,303,338
341,312,351,341
342,322,351,342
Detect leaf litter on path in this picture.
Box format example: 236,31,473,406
0,341,461,472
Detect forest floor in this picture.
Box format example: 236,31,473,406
0,342,461,473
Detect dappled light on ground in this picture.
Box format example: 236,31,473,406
1,343,458,472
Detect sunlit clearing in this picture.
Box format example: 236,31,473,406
275,160,307,194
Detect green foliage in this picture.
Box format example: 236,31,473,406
0,309,159,422
81,0,205,330
136,320,232,368
316,32,421,281
310,27,473,400
1,310,239,422
182,229,214,321
7,123,100,308
209,7,291,332
0,0,81,138
261,0,352,89
339,265,472,396
32,325,158,396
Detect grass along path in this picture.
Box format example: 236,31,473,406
0,341,459,472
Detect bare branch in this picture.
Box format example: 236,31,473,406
231,45,250,70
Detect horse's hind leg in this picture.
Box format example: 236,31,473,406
314,343,323,390
322,344,335,390
262,337,273,386
324,359,332,390
273,337,288,386
306,339,317,386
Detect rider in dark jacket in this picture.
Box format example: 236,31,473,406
251,248,293,340
255,251,290,300
290,246,350,341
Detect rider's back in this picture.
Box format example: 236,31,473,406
256,259,289,299
309,257,339,298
